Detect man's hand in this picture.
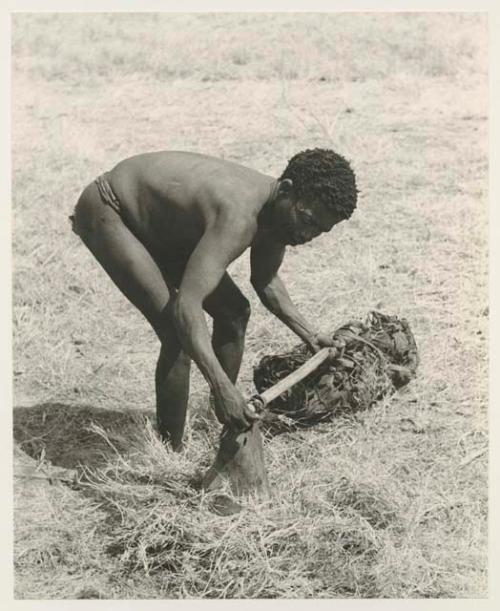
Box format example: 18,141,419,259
309,332,346,354
213,385,261,431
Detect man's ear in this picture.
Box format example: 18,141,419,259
277,178,293,198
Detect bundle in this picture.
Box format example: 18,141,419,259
253,311,418,429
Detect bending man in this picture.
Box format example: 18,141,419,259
71,148,358,450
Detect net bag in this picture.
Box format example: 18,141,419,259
253,311,418,428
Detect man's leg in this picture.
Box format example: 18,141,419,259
203,273,251,385
72,184,190,449
155,319,191,450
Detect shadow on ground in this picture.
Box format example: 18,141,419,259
13,402,154,470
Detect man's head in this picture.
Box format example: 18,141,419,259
272,148,358,246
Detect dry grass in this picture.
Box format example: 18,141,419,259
12,12,488,599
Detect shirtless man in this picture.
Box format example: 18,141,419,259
71,148,358,450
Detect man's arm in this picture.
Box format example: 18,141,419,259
173,214,258,429
250,236,329,352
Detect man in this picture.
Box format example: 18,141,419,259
71,148,358,450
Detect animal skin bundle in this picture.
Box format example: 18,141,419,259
253,311,418,430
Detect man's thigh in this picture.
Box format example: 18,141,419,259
73,183,172,337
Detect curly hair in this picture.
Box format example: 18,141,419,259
279,148,358,219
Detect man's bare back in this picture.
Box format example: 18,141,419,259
71,148,358,450
106,152,273,266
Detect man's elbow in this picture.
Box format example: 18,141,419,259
251,274,275,296
251,282,277,312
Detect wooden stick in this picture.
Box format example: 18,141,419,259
250,347,333,412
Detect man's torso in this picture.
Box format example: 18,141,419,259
105,151,274,271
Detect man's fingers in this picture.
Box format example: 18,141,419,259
215,399,260,431
235,409,259,431
245,404,261,420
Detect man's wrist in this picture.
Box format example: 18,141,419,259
305,331,319,347
211,377,236,399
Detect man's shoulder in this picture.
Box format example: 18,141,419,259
113,150,226,174
119,150,254,172
114,150,268,185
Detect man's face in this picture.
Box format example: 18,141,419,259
281,197,346,246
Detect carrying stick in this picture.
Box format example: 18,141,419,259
248,347,333,413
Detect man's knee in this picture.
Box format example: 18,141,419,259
157,329,191,370
154,302,179,345
215,299,251,334
229,297,251,325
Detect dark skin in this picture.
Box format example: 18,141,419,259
72,151,346,450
